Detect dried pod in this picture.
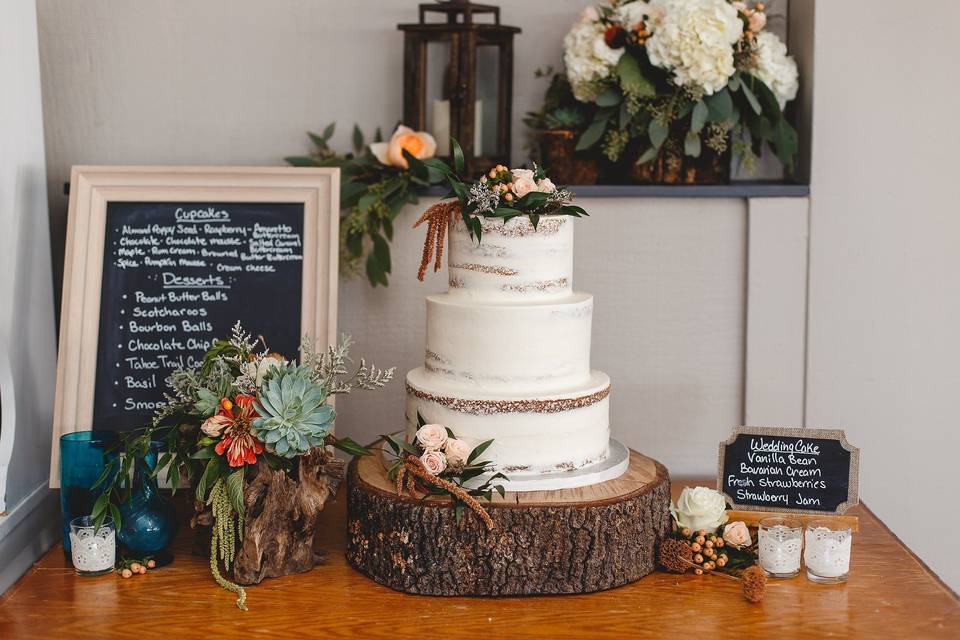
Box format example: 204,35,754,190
741,565,768,603
659,539,693,574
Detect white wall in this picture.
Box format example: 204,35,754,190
0,0,60,594
805,1,960,591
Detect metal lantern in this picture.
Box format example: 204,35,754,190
399,1,520,176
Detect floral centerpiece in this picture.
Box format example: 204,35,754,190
93,323,394,609
383,415,508,528
287,123,442,287
561,0,799,183
410,138,588,279
658,486,767,602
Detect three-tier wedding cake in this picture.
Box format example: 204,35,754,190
404,210,629,491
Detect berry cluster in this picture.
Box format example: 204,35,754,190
677,527,729,575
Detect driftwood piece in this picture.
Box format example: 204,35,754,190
346,443,671,596
233,448,344,585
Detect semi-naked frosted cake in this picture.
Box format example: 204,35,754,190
405,211,622,488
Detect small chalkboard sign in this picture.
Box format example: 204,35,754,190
718,426,859,515
51,166,339,485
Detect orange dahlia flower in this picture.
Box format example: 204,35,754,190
208,394,264,467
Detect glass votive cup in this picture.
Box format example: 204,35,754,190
68,516,116,576
804,519,852,584
758,516,803,578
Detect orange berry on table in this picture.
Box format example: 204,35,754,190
680,528,691,538
696,530,705,537
690,542,702,552
130,563,142,573
717,557,727,567
693,554,704,564
716,539,724,547
695,535,705,545
138,566,147,574
694,568,703,576
705,540,714,549
147,559,156,569
121,569,133,579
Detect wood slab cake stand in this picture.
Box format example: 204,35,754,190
346,442,671,595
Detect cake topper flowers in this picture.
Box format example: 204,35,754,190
411,137,589,280
382,413,508,528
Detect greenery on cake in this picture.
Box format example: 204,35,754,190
382,413,508,528
414,138,588,243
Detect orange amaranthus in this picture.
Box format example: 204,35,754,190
203,394,264,467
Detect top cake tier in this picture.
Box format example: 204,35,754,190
447,211,573,301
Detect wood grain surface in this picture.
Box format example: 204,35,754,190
1,479,957,639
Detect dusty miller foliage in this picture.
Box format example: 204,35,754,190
299,333,395,396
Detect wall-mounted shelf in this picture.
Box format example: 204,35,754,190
423,183,809,199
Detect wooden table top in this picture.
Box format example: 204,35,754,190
1,479,957,639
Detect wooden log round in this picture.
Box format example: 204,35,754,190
346,443,671,596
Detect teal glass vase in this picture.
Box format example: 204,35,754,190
117,440,178,565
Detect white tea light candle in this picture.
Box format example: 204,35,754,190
758,517,803,578
69,516,115,576
805,520,852,584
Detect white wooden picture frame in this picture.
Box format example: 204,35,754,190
50,166,340,486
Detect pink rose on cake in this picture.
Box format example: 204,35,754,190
444,438,472,469
420,450,447,476
510,168,538,198
415,423,448,450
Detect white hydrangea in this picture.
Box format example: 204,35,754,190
746,31,799,109
563,16,624,102
645,0,743,96
614,0,661,30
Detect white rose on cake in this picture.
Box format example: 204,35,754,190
420,450,447,476
444,438,472,468
745,31,799,109
670,486,729,531
415,423,448,450
537,177,557,193
645,0,743,96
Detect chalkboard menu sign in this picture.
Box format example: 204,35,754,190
718,426,860,514
51,167,339,485
92,201,305,429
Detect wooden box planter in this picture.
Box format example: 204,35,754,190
537,129,600,185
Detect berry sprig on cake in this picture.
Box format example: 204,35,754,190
413,137,587,280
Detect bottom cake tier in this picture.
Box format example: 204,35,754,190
405,367,617,489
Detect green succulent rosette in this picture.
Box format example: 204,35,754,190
252,369,336,458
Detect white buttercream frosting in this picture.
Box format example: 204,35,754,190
425,292,593,393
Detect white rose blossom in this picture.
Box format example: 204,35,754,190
563,16,624,102
537,177,557,193
510,168,538,198
745,31,799,109
415,423,448,450
444,438,472,468
645,0,743,96
420,450,447,476
670,486,729,531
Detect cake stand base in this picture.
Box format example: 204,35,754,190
346,441,671,596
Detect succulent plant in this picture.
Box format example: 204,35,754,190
252,368,336,458
545,107,587,130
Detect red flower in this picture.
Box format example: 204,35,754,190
210,394,264,467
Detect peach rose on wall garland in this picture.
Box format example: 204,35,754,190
370,125,437,169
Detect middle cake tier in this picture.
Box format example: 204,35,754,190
424,292,593,394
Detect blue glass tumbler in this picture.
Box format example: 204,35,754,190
59,431,117,555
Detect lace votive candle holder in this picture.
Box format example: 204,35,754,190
804,519,852,584
758,517,803,578
68,516,116,576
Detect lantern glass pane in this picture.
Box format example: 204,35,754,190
476,44,500,158
425,40,454,155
